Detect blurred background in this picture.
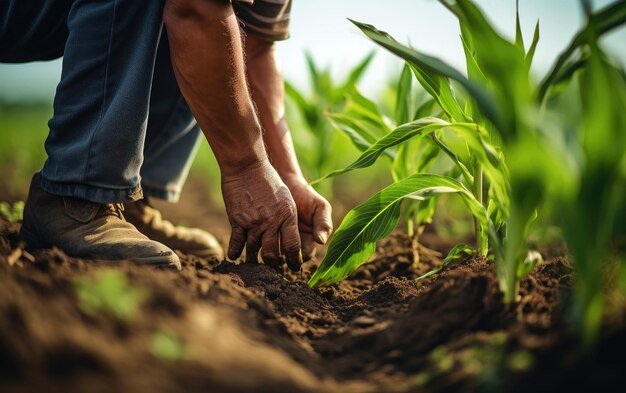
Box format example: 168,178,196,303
1,0,625,228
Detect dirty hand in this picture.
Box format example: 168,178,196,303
222,159,303,270
283,177,333,262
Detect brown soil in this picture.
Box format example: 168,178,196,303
1,185,626,392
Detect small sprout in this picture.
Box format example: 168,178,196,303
74,270,147,322
150,329,190,361
0,201,24,222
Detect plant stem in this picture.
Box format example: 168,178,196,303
473,167,487,256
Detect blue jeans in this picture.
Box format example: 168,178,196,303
0,0,201,203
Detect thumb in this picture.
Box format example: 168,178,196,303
312,201,333,244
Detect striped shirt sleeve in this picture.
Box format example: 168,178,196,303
233,0,292,42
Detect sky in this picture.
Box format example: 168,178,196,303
0,0,625,102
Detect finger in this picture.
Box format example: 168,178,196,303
228,226,246,260
261,229,281,269
313,201,333,244
280,217,302,271
300,232,317,262
245,230,262,264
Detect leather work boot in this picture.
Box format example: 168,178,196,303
19,174,181,270
123,199,224,259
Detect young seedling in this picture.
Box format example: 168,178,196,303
74,270,147,322
0,201,24,222
150,328,191,361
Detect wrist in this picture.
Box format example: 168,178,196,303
215,117,269,177
220,154,271,180
280,172,308,190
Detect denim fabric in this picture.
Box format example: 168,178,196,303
0,0,200,203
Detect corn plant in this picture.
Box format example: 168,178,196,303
550,6,626,344
308,0,626,346
319,66,441,254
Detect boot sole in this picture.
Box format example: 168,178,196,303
176,248,223,259
128,255,182,270
21,225,181,271
20,225,50,250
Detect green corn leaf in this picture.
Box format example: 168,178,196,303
312,118,471,184
349,19,503,131
392,136,440,182
304,51,323,95
429,133,474,186
316,116,508,217
308,174,490,287
537,0,626,103
445,0,531,140
552,56,588,93
514,0,525,51
327,114,380,152
579,51,626,166
431,130,507,222
414,98,438,120
343,87,392,136
392,143,411,181
525,21,540,69
460,30,486,84
285,81,312,118
395,63,414,125
560,33,626,344
409,64,466,122
341,51,376,91
415,137,441,173
416,243,475,281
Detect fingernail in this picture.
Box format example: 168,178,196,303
315,231,329,244
286,251,303,272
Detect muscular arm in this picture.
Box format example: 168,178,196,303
164,0,263,174
244,35,333,255
244,36,301,184
163,0,302,269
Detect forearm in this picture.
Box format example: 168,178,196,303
164,0,267,176
244,35,306,187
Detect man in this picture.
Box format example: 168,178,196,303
0,0,333,271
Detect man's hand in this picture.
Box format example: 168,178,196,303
243,35,334,264
284,177,333,261
222,160,303,270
